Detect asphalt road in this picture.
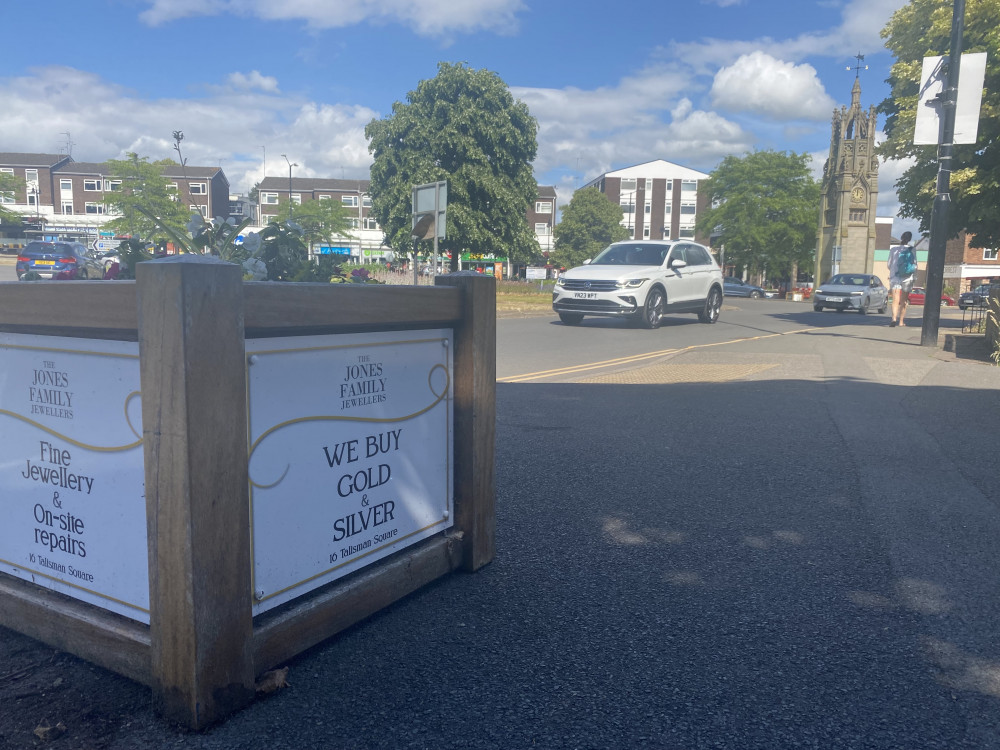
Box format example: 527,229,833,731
2,281,999,749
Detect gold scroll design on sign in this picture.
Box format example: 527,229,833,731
248,363,450,490
0,391,143,452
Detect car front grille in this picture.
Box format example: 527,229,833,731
559,279,619,292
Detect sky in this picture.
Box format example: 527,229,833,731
1,0,918,235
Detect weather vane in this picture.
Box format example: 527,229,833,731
847,52,869,79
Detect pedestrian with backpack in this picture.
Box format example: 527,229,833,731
888,231,918,327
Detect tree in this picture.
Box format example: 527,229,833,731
101,153,191,241
549,188,629,268
879,0,1000,247
365,62,539,272
695,150,819,279
0,171,26,225
272,197,354,253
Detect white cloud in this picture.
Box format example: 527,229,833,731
226,71,280,93
669,0,910,73
0,66,377,194
711,52,837,120
139,0,525,35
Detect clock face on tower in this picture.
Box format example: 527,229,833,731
852,187,865,203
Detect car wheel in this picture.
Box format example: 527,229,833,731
558,312,584,325
698,287,722,324
640,288,665,329
858,297,869,315
750,290,761,299
878,300,888,314
814,305,822,312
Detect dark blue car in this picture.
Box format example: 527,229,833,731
16,241,105,280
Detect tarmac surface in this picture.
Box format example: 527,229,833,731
2,311,1000,749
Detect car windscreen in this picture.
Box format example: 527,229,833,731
592,244,669,266
827,275,867,286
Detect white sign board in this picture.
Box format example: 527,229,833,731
525,267,547,281
0,334,149,622
914,52,987,145
246,330,454,614
412,181,447,240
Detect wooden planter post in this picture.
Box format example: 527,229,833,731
137,256,255,729
437,273,496,571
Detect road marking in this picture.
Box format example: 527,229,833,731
499,327,819,383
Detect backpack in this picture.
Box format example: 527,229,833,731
898,246,917,276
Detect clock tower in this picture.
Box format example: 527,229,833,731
815,66,879,283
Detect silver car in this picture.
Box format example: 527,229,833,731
813,273,889,315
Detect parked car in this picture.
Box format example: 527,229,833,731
812,273,889,314
958,284,994,310
16,241,105,280
552,240,724,328
723,277,769,298
907,287,956,307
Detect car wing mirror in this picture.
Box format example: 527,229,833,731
583,259,591,265
670,259,688,270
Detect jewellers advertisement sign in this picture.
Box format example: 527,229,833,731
0,334,149,623
246,330,453,615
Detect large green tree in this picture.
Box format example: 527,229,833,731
101,153,191,241
0,171,26,225
365,62,540,271
695,150,819,278
550,187,629,268
879,0,1000,247
273,197,354,253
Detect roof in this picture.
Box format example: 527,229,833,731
0,153,72,167
49,161,228,187
258,176,370,192
583,159,710,187
537,185,557,199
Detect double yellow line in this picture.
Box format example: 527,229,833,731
499,328,819,383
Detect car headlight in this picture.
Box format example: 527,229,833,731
815,289,826,295
616,278,647,289
850,291,863,296
554,277,567,287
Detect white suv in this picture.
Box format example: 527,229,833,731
552,240,724,328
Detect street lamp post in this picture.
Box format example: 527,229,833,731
281,154,297,217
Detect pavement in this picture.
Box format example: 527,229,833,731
2,311,1000,749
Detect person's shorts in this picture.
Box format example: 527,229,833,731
890,277,914,295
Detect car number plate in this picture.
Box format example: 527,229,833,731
573,292,597,299
826,296,843,302
35,260,55,266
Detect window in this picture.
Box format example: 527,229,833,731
680,203,696,215
85,202,106,214
362,195,372,208
25,168,38,184
681,180,698,193
230,204,244,216
189,182,207,195
342,195,359,207
679,228,695,238
291,193,302,205
318,194,331,200
363,217,379,230
191,204,208,216
60,179,72,191
619,178,636,192
644,178,652,192
0,191,14,205
62,202,74,214
985,248,999,261
349,218,360,229
27,191,38,207
664,203,672,217
849,209,866,222
0,168,12,174
643,226,651,238
644,202,651,215
262,193,279,205
84,179,101,191
104,179,122,191
686,245,712,265
535,223,551,235
535,201,552,213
